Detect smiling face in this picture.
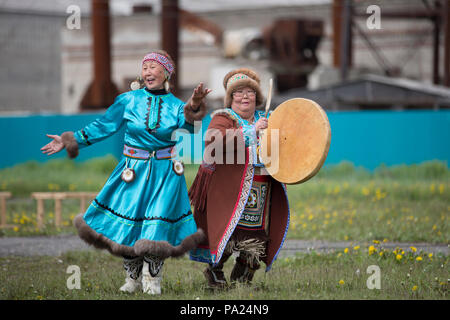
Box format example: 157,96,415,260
230,86,257,119
141,60,167,90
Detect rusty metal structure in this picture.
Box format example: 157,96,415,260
78,0,450,111
334,0,450,87
262,19,324,93
80,0,181,109
161,0,180,95
80,0,119,111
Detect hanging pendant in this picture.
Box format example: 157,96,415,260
130,77,141,91
121,168,136,183
172,160,184,176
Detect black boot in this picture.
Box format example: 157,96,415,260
230,253,260,284
203,251,231,289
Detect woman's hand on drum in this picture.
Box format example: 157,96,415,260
255,118,268,135
41,134,64,156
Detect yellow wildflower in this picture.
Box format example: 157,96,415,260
372,240,380,244
438,184,444,194
383,238,388,243
410,246,417,253
396,254,403,261
344,248,349,254
368,245,377,255
428,253,433,260
379,251,384,257
412,285,418,292
362,187,370,196
338,280,345,285
353,245,360,250
13,226,19,232
416,256,423,261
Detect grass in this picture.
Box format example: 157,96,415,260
0,158,448,300
0,247,447,300
0,157,448,244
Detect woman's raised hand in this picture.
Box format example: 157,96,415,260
41,134,64,156
190,82,212,111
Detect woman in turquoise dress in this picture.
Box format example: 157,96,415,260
41,50,210,295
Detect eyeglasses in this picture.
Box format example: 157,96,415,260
233,89,256,98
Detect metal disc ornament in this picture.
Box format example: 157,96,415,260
172,160,184,176
130,80,141,91
121,168,136,183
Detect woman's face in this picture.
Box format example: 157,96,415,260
141,60,166,90
230,86,256,117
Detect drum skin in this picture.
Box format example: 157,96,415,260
260,98,331,184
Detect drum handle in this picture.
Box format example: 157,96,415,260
264,78,273,118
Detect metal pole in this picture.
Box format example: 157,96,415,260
340,0,352,81
80,0,119,110
444,0,450,87
333,0,343,68
161,0,179,95
432,1,441,84
92,0,112,105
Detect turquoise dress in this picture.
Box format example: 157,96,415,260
73,88,198,252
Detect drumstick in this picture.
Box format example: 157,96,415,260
264,78,273,118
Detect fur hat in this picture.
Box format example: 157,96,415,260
223,68,264,108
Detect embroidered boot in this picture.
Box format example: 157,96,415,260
142,255,164,295
230,253,261,284
203,251,231,289
120,256,143,293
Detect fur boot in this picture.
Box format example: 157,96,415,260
119,256,143,293
230,253,261,284
142,255,164,295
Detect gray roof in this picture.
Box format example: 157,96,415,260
0,0,330,16
273,74,450,110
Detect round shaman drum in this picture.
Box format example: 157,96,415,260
259,98,331,184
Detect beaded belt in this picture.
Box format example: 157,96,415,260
123,144,175,160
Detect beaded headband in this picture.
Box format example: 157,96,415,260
226,73,250,89
142,52,174,76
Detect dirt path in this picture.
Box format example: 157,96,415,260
0,235,448,257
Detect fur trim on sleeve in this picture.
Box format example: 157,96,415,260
61,131,79,159
184,99,207,124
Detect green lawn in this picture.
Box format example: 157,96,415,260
0,157,448,244
0,158,448,300
0,248,447,300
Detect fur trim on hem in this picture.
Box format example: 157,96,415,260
73,213,206,258
61,131,79,159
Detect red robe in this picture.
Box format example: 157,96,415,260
188,109,290,271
